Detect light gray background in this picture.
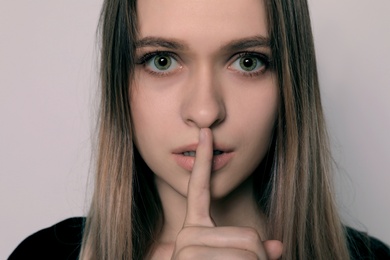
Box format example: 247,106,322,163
1,0,389,258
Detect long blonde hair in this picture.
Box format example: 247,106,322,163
80,0,351,259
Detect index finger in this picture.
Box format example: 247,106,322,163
184,128,215,227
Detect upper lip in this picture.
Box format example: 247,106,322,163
172,143,233,154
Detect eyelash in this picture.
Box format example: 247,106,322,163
229,52,271,78
136,51,181,77
135,51,271,77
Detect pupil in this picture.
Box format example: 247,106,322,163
240,56,257,71
158,57,168,67
243,58,253,68
154,55,171,70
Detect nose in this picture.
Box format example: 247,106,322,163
181,65,226,129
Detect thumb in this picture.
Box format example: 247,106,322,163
263,240,283,260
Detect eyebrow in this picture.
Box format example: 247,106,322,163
221,36,271,52
135,37,188,50
135,35,270,52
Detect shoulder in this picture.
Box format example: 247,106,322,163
8,217,85,260
346,227,390,260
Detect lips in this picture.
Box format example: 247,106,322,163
183,150,224,156
172,144,234,172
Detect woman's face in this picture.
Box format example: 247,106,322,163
131,0,279,199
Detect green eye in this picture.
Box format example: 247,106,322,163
229,53,267,75
154,55,172,70
143,52,180,74
239,56,258,71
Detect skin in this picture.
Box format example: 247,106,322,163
131,0,283,258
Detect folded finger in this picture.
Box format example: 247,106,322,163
175,245,259,260
175,226,269,259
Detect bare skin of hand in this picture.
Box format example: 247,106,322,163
171,128,283,259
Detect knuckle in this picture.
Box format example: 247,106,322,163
241,227,261,243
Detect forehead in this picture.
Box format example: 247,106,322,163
137,0,268,46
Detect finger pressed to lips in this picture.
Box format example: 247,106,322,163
184,128,214,227
177,128,283,260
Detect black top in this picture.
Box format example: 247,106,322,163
8,217,390,259
9,218,84,260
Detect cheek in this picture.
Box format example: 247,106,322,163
130,100,167,178
131,72,180,127
210,99,278,199
131,82,175,134
130,82,178,169
131,85,158,155
230,82,279,138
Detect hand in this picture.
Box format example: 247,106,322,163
171,128,283,259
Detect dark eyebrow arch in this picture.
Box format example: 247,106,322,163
221,36,271,52
135,37,188,50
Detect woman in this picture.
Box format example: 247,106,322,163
9,0,390,259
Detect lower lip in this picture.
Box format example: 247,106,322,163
173,152,234,172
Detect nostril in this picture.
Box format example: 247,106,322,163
209,117,225,128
